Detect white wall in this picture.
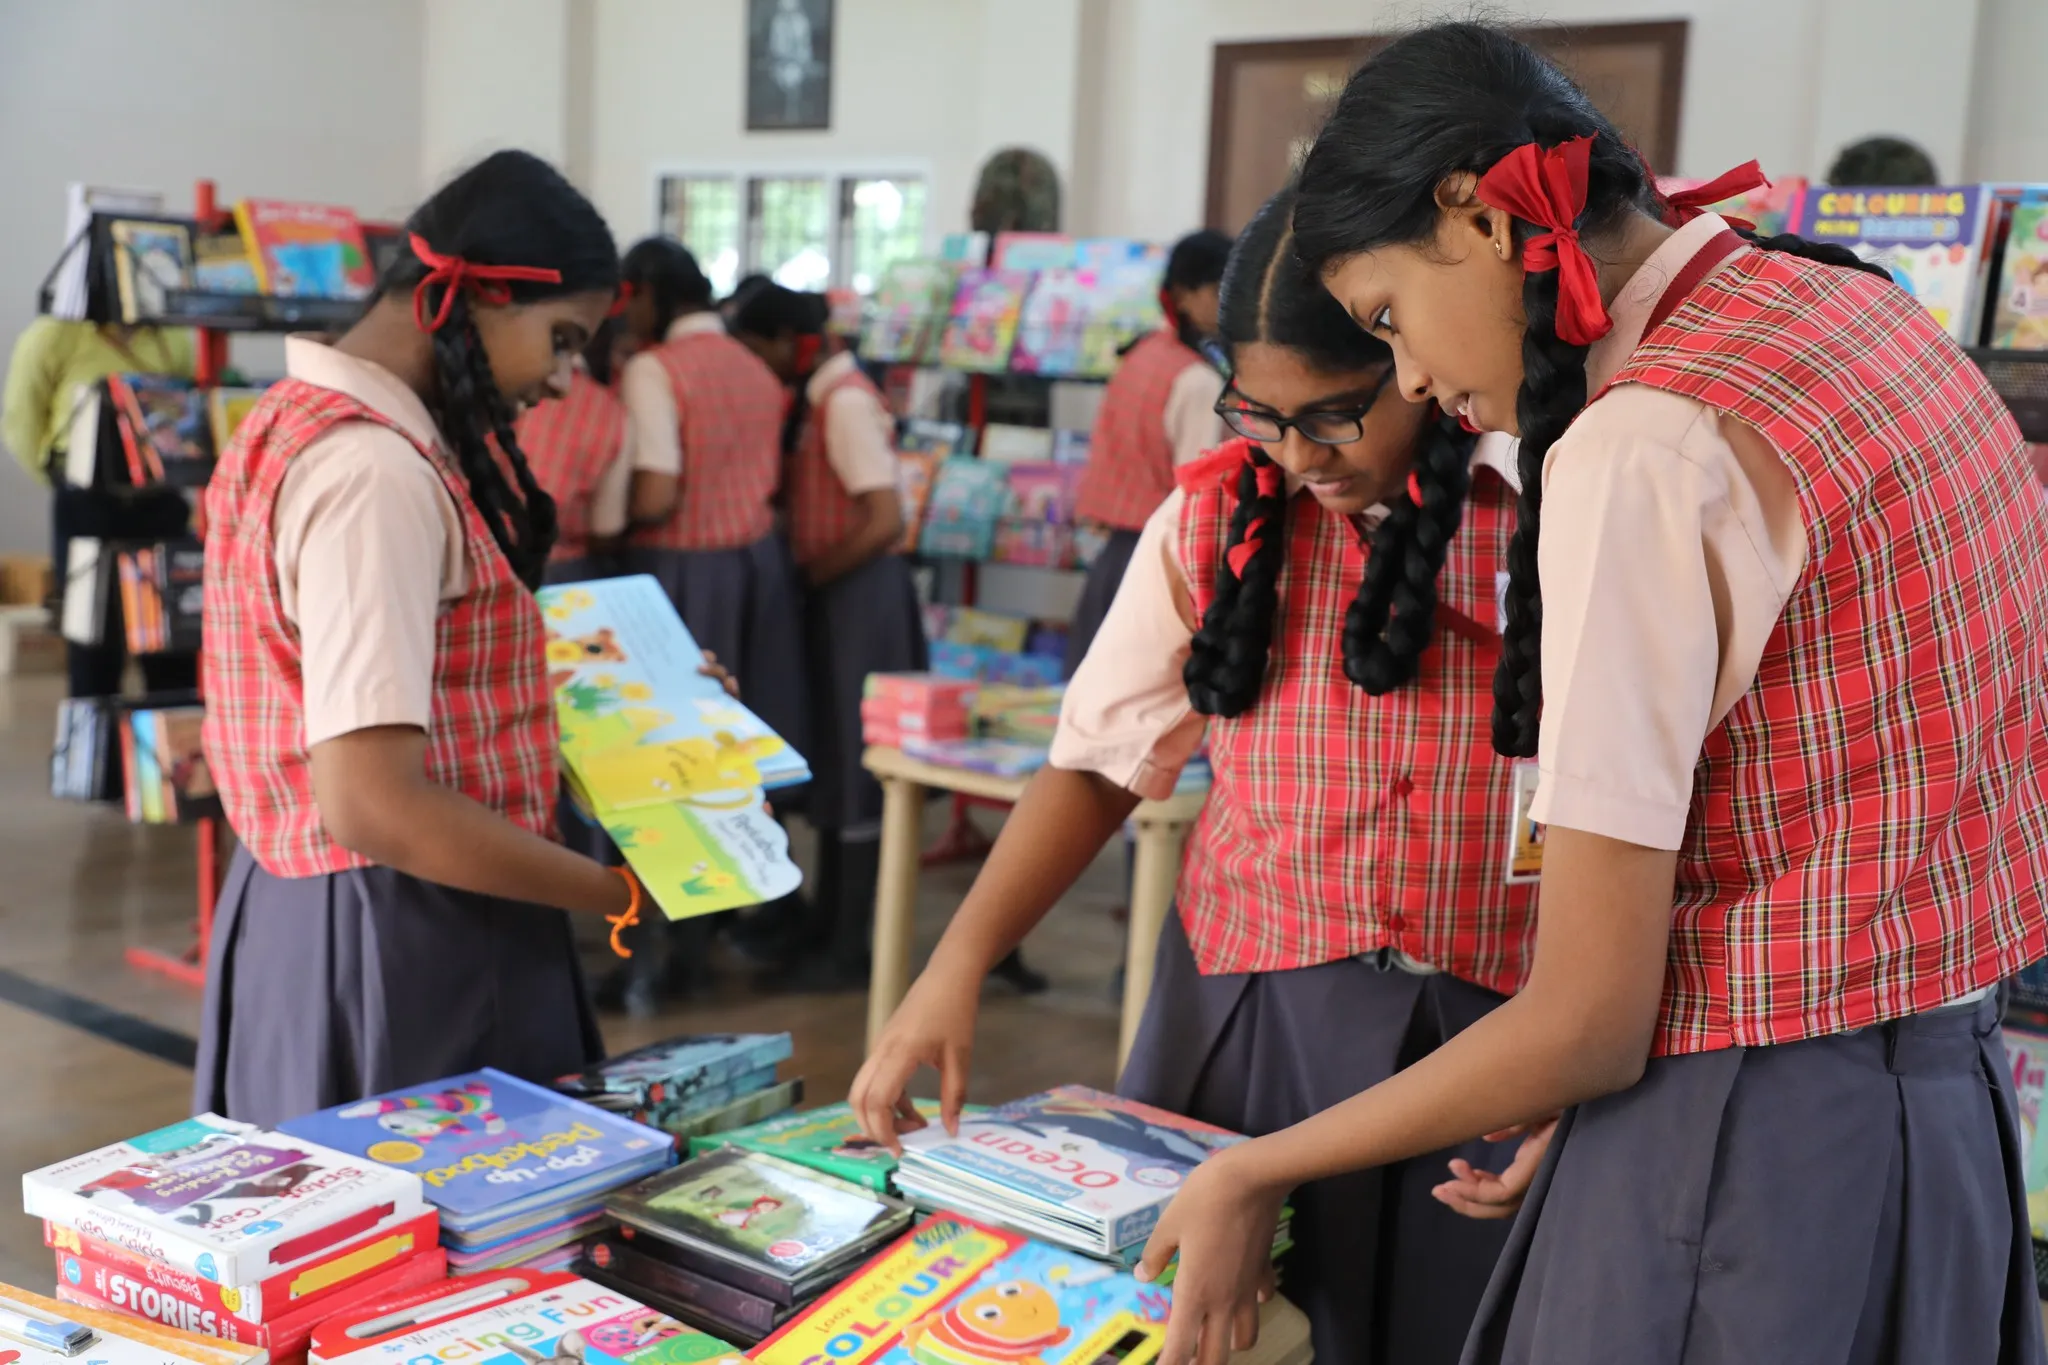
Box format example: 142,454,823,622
1966,0,2048,183
0,0,425,553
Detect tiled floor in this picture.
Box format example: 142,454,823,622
0,672,1129,1290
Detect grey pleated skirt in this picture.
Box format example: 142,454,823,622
1462,993,2045,1365
630,534,809,772
194,847,605,1128
1119,914,1519,1365
804,554,927,834
1063,528,1143,680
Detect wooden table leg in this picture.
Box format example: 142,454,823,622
1119,815,1191,1074
868,774,927,1050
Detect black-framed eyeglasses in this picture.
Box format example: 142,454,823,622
1214,366,1397,447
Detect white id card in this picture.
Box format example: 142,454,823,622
1505,759,1544,884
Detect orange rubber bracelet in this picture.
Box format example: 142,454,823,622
606,867,643,959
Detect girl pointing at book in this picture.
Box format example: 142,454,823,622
196,152,638,1127
852,188,1541,1365
1118,25,2047,1365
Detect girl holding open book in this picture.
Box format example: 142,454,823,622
195,151,635,1127
1062,229,1232,677
852,188,1541,1365
727,285,925,990
1114,24,2046,1365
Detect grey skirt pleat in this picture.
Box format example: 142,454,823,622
804,554,928,833
1462,994,2046,1365
1063,527,1143,680
1120,914,1518,1365
629,535,809,768
193,847,605,1129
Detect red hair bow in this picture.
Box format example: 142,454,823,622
409,231,564,333
1661,161,1769,231
1474,136,1612,348
607,279,635,318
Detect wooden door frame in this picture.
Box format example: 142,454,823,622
1205,22,1690,230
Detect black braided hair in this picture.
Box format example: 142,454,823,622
620,237,713,346
379,150,619,591
1293,22,1892,756
731,283,832,457
1183,188,1479,718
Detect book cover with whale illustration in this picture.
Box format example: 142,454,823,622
895,1086,1244,1254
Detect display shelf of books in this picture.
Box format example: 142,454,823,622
97,178,380,988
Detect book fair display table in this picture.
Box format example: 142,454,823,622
862,744,1209,1069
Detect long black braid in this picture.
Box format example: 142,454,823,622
422,290,558,589
381,150,619,592
1295,21,1892,756
1185,188,1478,718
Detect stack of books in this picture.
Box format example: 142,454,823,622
555,1033,799,1140
308,1270,745,1365
686,1100,973,1193
895,1086,1284,1264
0,1282,270,1365
278,1069,674,1277
24,1114,445,1360
753,1213,1312,1365
859,674,977,749
579,1149,913,1346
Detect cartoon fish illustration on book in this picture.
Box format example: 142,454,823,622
339,1078,507,1141
901,1281,1073,1365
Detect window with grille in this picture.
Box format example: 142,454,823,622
656,172,928,294
655,176,742,297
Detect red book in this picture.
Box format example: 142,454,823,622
48,1209,440,1323
56,1244,447,1357
234,200,376,300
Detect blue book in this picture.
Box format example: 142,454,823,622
277,1067,674,1234
557,1032,793,1111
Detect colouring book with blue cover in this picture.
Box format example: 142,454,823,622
277,1069,673,1232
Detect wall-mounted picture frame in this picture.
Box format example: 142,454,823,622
747,0,834,132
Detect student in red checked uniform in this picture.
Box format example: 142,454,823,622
514,318,633,584
194,152,634,1128
852,189,1538,1365
611,240,808,1008
728,285,925,988
1118,25,2048,1365
1063,230,1233,677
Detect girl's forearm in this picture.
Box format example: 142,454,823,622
926,764,1141,976
352,782,627,915
1229,829,1678,1193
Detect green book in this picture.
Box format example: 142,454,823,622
688,1100,982,1193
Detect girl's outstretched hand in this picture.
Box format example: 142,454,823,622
1431,1115,1558,1220
847,970,982,1155
1134,1148,1284,1365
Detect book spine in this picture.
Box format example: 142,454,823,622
57,1246,268,1343
29,1192,245,1282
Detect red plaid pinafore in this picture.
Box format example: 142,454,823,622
201,381,558,877
1075,330,1204,531
515,369,626,563
787,367,888,567
1608,244,2048,1055
636,332,785,551
1176,465,1536,991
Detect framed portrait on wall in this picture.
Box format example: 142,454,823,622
747,0,834,132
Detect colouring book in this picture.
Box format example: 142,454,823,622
539,576,805,921
277,1069,672,1233
1802,185,1992,342
754,1215,1173,1365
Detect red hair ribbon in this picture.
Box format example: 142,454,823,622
408,231,564,333
1224,444,1285,578
1158,288,1182,332
607,279,635,318
1407,471,1425,506
1474,136,1612,347
1175,437,1258,495
1662,161,1769,231
793,333,825,375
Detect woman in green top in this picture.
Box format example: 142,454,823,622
2,317,198,698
